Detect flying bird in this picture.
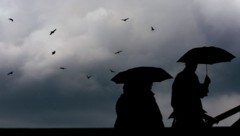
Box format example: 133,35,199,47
60,67,67,70
115,50,123,54
121,18,129,22
151,26,155,31
8,18,14,22
110,69,116,73
87,75,92,79
7,71,13,75
52,51,56,55
50,29,57,35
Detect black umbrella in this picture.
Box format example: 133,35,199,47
111,67,172,84
177,46,235,74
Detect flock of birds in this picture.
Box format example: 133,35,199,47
6,17,156,80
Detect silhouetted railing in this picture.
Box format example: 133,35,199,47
205,105,240,127
231,118,240,127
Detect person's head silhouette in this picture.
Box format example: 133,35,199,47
123,81,153,94
184,62,198,73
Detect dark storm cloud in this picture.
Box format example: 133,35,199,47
0,74,119,127
0,0,239,127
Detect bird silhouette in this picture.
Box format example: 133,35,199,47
121,18,129,21
110,69,116,73
50,29,57,35
115,50,123,54
151,26,155,31
87,75,92,79
52,51,56,55
7,71,13,75
8,18,14,22
60,67,66,70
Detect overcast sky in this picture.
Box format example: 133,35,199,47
0,0,239,128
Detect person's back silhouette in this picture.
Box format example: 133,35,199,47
111,66,172,131
170,62,211,128
114,81,164,129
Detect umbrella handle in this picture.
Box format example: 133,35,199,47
206,64,208,76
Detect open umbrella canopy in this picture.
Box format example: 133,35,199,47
111,67,172,84
177,46,235,64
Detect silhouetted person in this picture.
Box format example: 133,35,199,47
170,62,211,128
114,81,164,130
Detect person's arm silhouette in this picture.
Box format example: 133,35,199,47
203,113,219,127
199,75,211,98
204,75,211,84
